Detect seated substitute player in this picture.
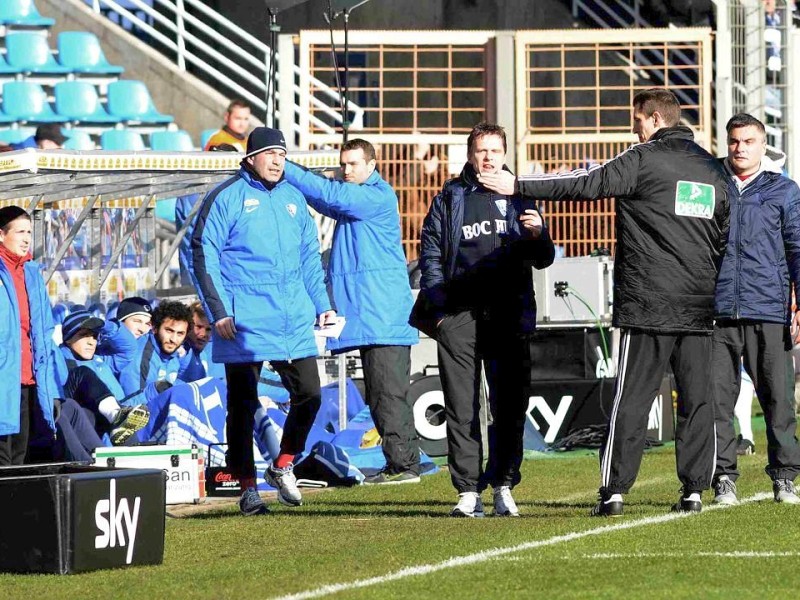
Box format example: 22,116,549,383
60,310,150,445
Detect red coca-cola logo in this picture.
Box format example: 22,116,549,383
214,471,238,483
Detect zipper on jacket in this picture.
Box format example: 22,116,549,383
270,189,292,361
734,191,743,320
489,193,500,253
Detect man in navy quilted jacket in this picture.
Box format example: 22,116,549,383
712,112,800,505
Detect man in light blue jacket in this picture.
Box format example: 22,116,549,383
191,127,335,515
0,207,61,464
284,138,420,484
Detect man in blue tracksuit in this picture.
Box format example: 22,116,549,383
118,300,201,395
712,113,800,505
59,310,151,445
180,300,226,381
191,127,335,515
284,138,420,484
96,296,153,378
0,207,61,464
414,123,555,517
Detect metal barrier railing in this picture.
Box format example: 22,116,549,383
298,30,491,148
715,0,792,164
515,28,713,149
570,1,700,110
88,0,363,138
520,133,638,257
572,0,644,29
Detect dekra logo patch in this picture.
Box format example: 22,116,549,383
675,180,715,219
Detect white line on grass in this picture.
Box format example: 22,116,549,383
270,492,772,600
582,551,800,559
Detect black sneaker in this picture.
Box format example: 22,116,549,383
735,435,755,456
671,491,702,513
363,470,421,485
238,487,269,516
110,405,150,445
590,491,623,517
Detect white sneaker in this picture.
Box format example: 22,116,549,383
493,486,520,517
264,463,302,506
773,479,800,504
712,476,739,505
450,492,485,518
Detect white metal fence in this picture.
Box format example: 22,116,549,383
716,0,794,168
87,0,364,142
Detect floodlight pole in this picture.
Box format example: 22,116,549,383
266,7,280,127
342,8,350,143
328,1,371,145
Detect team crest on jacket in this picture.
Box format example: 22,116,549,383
494,198,508,217
286,203,297,217
244,198,260,213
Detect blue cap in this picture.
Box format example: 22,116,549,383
62,310,104,343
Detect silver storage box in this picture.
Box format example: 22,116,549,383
532,256,613,328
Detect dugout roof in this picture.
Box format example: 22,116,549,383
0,148,337,287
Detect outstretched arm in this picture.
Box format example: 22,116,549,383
479,149,641,201
284,161,387,221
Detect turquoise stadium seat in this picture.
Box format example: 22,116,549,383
0,127,35,143
107,80,173,124
0,0,55,27
0,107,19,124
0,52,23,75
57,32,124,75
150,130,194,152
5,32,70,74
100,129,146,151
55,81,119,123
1,81,66,122
200,128,217,149
63,130,94,150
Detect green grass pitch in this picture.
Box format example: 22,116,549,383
3,418,799,599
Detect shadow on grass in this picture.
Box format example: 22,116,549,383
185,507,462,519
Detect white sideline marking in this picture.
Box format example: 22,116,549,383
270,492,772,600
582,551,800,559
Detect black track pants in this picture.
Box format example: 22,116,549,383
225,357,321,479
436,311,529,493
600,329,715,495
360,345,419,475
713,321,800,482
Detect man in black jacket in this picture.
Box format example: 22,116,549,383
414,122,555,517
481,88,730,515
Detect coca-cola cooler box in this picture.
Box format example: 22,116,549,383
0,463,165,574
94,445,205,505
205,444,241,497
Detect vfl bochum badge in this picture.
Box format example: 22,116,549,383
495,198,508,217
286,203,297,217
